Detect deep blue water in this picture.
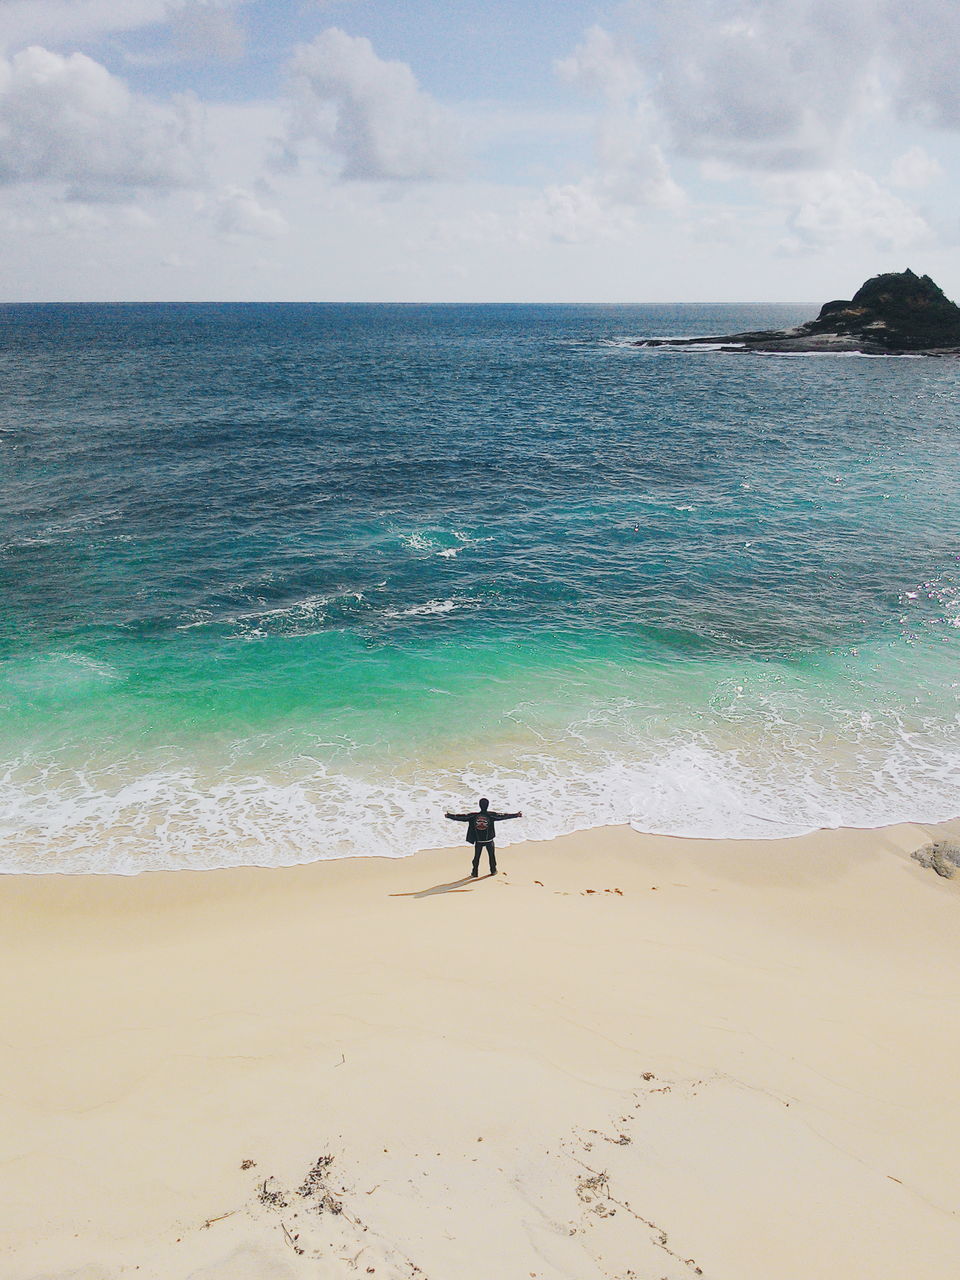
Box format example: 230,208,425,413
2,303,959,872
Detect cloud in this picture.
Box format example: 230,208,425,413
592,113,685,211
169,2,246,63
524,179,641,244
556,3,960,252
0,45,202,196
888,145,942,190
0,1,179,49
556,24,639,102
288,27,462,180
570,1,960,176
0,1,166,48
770,169,931,252
213,185,286,238
882,3,960,130
643,0,878,171
560,4,881,176
0,194,154,235
427,175,672,252
557,25,685,214
0,0,247,51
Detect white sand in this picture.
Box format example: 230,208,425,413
2,819,960,1279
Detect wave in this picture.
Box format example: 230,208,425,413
398,528,491,560
175,592,363,638
382,598,474,619
753,350,927,359
602,336,747,348
176,589,483,635
604,339,927,359
3,717,959,875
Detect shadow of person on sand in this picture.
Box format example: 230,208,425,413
389,874,496,899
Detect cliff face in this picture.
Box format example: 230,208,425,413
805,270,960,350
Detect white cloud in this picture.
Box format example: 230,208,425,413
556,25,639,102
123,2,249,67
0,45,202,196
427,175,674,252
169,2,246,63
2,0,960,303
0,1,167,48
0,191,155,234
888,145,943,190
525,179,640,244
288,27,462,181
882,3,960,130
556,25,685,216
213,185,286,238
554,3,960,257
769,169,931,252
593,112,685,211
577,0,960,177
0,0,247,50
645,0,877,171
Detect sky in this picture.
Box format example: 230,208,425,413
3,0,960,302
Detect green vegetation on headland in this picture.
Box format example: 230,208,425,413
637,269,960,354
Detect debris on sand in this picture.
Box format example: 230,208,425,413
911,840,960,879
297,1154,343,1214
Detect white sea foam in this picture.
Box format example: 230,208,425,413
753,350,926,359
399,528,491,559
610,341,926,359
176,593,345,637
3,712,960,875
383,598,469,618
899,574,960,629
606,337,747,349
401,532,435,553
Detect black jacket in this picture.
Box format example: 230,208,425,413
446,810,520,844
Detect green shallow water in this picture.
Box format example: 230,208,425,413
2,302,960,870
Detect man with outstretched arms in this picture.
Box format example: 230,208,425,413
444,797,522,877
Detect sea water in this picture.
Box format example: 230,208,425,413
2,302,959,873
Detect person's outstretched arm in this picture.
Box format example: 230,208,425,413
490,810,522,820
445,812,470,822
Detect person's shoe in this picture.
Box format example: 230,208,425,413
470,871,478,878
490,869,498,875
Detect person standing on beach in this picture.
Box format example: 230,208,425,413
444,798,522,877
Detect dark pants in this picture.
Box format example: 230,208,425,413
472,841,496,875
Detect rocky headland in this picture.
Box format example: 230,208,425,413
637,269,960,355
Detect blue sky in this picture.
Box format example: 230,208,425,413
2,0,960,302
77,2,612,104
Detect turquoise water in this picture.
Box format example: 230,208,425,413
2,303,960,872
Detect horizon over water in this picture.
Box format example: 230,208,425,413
2,301,960,874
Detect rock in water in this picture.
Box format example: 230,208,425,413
634,269,960,355
911,841,960,879
805,270,960,350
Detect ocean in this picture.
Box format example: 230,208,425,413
2,302,959,873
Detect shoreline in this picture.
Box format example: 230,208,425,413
7,803,960,878
3,818,960,1279
635,334,960,355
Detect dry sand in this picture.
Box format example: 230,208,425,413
2,819,960,1280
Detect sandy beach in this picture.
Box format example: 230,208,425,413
2,819,960,1280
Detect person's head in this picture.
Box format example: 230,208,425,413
478,797,489,811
